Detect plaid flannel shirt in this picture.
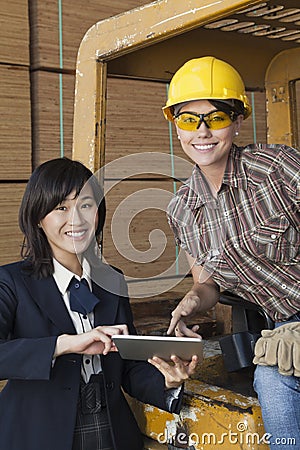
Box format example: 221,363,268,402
167,144,300,321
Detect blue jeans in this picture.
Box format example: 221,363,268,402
253,313,300,449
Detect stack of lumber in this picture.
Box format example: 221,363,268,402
30,0,148,71
0,185,26,264
0,0,31,264
29,0,149,165
0,0,29,66
31,71,75,164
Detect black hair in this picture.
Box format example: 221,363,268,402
19,157,106,278
209,99,245,117
172,98,245,120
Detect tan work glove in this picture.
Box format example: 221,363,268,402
253,322,300,377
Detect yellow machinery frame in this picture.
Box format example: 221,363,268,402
266,47,300,147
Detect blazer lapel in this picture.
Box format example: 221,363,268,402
22,273,76,334
91,263,123,326
92,282,120,326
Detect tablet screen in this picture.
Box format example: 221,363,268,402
112,334,203,361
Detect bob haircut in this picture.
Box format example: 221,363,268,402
19,157,106,278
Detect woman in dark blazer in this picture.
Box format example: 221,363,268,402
0,158,198,450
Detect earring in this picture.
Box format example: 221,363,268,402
95,234,103,258
177,135,181,140
235,131,239,136
37,223,42,228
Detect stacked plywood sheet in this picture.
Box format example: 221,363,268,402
30,0,148,70
29,0,152,164
31,71,74,166
0,185,26,264
0,0,31,265
235,91,267,147
102,179,189,276
0,65,31,179
105,78,183,164
0,0,29,65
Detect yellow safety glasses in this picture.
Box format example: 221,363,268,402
173,110,237,131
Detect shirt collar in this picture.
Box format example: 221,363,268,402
53,258,92,295
186,145,248,209
185,165,215,209
222,144,248,190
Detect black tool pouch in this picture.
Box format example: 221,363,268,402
219,330,261,372
219,293,274,372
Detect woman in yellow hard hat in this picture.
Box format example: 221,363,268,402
165,56,300,449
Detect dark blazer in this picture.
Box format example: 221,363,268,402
0,261,182,450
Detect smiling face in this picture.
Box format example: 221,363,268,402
40,184,99,271
176,100,243,178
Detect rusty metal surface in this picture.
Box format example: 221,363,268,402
266,47,300,147
128,376,268,450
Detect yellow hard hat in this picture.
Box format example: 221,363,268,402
163,56,251,121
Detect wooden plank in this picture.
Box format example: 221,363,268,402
0,65,31,179
102,179,190,280
106,77,184,161
0,0,30,65
0,184,26,265
31,71,74,166
30,72,189,173
235,91,267,146
30,0,150,70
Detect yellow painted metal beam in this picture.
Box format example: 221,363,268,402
265,47,300,148
128,379,269,450
72,0,263,171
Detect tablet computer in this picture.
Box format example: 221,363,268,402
112,334,203,362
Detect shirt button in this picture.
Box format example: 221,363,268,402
234,243,239,248
74,283,80,289
256,266,262,271
83,315,87,320
270,234,277,240
85,359,91,364
281,284,287,290
106,382,114,391
224,211,229,217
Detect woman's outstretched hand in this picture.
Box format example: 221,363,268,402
148,354,199,389
167,290,202,337
54,324,128,357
